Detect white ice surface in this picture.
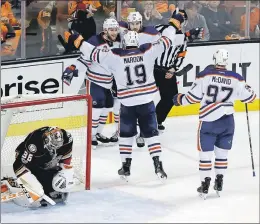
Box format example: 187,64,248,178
1,112,259,223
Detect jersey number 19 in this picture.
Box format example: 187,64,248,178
125,64,147,86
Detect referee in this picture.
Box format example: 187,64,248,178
154,9,188,130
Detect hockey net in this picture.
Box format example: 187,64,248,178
1,94,92,190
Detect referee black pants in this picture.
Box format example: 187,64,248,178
154,67,178,124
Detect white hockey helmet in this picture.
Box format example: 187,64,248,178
213,49,229,66
123,31,139,48
127,11,142,25
103,17,119,31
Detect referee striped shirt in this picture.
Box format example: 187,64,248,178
155,24,187,71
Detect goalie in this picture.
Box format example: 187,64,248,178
1,126,75,207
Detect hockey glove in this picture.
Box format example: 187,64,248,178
64,30,84,49
62,65,78,86
173,93,184,106
185,27,204,42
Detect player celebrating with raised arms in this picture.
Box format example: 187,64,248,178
62,18,121,147
173,49,256,199
64,30,176,180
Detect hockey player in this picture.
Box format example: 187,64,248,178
109,11,162,146
64,31,173,180
62,18,121,147
173,49,257,198
2,126,74,207
118,10,202,147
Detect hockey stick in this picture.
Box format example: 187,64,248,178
240,49,256,177
154,64,193,77
245,103,256,177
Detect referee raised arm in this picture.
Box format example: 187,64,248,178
154,9,188,130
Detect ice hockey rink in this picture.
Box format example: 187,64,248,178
1,111,259,223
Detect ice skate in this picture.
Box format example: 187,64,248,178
110,131,119,143
136,135,145,148
118,158,132,182
214,174,223,197
158,123,165,131
153,156,167,181
96,133,110,143
197,177,211,200
92,135,98,148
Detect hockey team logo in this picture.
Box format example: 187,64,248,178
28,144,37,153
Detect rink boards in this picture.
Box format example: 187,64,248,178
1,42,259,136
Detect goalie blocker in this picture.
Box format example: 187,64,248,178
3,126,75,207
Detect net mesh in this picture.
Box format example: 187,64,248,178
1,95,91,189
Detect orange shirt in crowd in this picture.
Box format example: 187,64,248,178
68,0,101,15
240,7,260,32
0,22,8,42
1,1,18,26
155,0,169,14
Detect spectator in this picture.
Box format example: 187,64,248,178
121,1,136,21
1,17,15,44
200,0,234,40
182,1,210,41
240,1,260,38
141,1,168,26
94,0,116,32
68,1,96,42
1,0,19,26
19,9,58,58
56,1,73,38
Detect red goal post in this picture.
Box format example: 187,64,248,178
1,94,92,190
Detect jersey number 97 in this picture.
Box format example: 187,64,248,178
206,85,233,104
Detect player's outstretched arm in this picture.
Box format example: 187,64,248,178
173,78,203,106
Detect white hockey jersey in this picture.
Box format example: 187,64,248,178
119,21,161,45
76,32,121,89
79,36,172,106
180,66,256,121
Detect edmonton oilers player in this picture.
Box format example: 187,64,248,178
62,18,121,147
108,11,162,147
64,31,174,180
173,49,256,198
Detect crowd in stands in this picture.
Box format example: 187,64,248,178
1,0,259,61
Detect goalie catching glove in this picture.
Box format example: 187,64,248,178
52,164,75,193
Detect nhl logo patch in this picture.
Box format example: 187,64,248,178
28,144,37,153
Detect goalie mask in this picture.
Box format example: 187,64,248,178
43,127,64,157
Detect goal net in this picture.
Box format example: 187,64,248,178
1,94,92,190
